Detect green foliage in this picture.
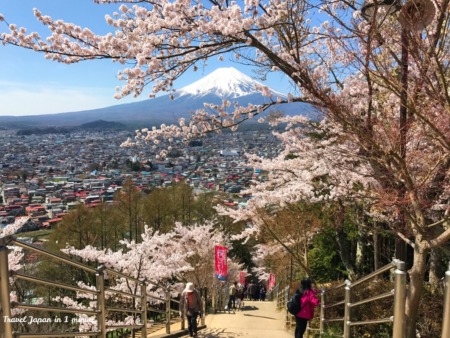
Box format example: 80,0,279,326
417,283,445,337
139,182,217,232
350,325,392,338
342,216,360,240
47,204,98,250
316,322,392,338
191,191,217,224
229,237,258,271
319,326,343,338
46,182,224,251
285,152,299,160
308,226,347,282
115,178,143,241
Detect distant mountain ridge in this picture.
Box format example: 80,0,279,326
79,120,127,130
15,120,127,135
0,67,317,129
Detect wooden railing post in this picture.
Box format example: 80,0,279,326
277,286,282,309
165,288,171,334
96,266,106,338
343,279,351,338
0,237,13,338
211,284,216,314
180,292,185,331
141,282,148,338
201,294,206,327
285,286,290,327
442,262,450,338
201,287,206,327
181,311,185,330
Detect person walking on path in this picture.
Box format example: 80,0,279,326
259,285,266,301
180,282,203,337
236,284,245,310
228,281,238,310
294,278,319,338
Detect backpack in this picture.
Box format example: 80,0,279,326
287,292,302,315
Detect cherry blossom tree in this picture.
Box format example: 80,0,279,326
59,222,237,332
216,118,379,279
0,217,44,317
0,216,29,238
2,217,29,279
1,0,449,336
62,222,234,293
174,222,243,288
251,242,284,283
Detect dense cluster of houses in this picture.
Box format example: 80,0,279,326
0,128,280,232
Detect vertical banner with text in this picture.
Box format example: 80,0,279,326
239,271,246,285
214,245,228,281
269,273,276,290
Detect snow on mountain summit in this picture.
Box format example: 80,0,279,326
178,67,284,99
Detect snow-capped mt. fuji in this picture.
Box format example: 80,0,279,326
177,67,284,99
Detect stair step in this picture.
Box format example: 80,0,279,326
123,319,182,338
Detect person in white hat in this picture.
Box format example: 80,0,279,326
180,282,203,337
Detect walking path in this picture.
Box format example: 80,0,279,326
150,300,293,338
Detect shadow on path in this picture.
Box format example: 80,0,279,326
177,301,293,338
195,328,244,337
240,305,258,311
242,314,277,320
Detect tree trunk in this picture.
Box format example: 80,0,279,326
336,228,357,280
373,226,379,271
405,239,429,338
428,249,440,292
355,227,365,274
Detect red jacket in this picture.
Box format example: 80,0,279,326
296,289,320,320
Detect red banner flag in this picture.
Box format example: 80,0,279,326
269,273,276,290
214,246,228,281
239,271,246,285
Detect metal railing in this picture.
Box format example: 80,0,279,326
321,259,406,338
0,236,184,338
270,259,450,338
270,284,296,330
283,286,296,330
321,260,450,338
441,262,450,338
266,285,276,301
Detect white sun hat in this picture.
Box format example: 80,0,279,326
184,282,195,293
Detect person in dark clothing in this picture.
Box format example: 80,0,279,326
294,278,319,338
253,284,260,301
247,283,254,300
243,284,248,300
259,285,266,301
236,285,245,310
228,281,238,310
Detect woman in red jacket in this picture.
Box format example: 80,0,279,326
180,282,203,337
295,278,320,338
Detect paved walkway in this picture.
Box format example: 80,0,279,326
151,300,294,338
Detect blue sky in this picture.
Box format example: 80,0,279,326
0,1,293,116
